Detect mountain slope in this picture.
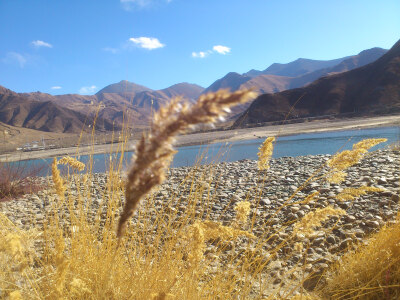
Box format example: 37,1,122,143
234,40,400,127
18,81,204,128
288,47,388,89
0,87,115,133
203,72,252,94
160,82,204,100
204,48,386,100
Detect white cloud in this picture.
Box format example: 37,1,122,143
103,47,119,54
213,45,231,55
2,52,27,68
51,86,62,90
79,85,97,94
129,37,165,50
191,51,211,58
31,40,53,48
191,45,231,59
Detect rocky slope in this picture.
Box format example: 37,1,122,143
15,81,204,130
0,86,115,133
234,40,400,127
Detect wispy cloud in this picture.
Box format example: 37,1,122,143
213,45,231,55
121,0,171,10
79,85,97,94
103,47,119,54
192,51,211,58
31,40,53,48
51,86,62,90
129,37,165,50
2,52,28,68
192,45,231,58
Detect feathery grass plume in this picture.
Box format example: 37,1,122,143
185,220,254,264
52,157,66,199
353,138,388,151
257,136,275,171
325,138,387,184
327,149,366,171
187,222,206,264
301,191,320,204
234,200,251,225
336,186,384,202
325,170,347,184
0,233,24,257
69,278,92,296
117,89,257,238
198,220,254,240
293,206,346,237
58,156,86,171
327,138,387,171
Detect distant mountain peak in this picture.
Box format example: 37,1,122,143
96,80,152,95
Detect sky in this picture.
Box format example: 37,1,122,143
1,0,399,95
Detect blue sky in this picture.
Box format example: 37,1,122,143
1,0,399,95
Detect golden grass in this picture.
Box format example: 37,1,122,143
320,220,400,299
0,90,394,299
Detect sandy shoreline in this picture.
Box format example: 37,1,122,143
1,115,399,163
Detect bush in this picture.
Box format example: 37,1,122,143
0,160,44,202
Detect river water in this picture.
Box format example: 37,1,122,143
13,126,400,175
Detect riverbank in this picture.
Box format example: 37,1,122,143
1,114,399,163
1,148,399,295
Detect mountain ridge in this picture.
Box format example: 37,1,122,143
233,40,400,127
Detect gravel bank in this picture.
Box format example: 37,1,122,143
1,148,399,295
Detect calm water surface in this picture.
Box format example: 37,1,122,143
15,126,400,175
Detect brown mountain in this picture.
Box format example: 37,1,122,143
288,47,388,89
234,40,400,127
0,87,115,133
203,48,386,119
206,48,387,96
18,81,204,128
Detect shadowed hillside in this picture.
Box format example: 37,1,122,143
234,40,400,127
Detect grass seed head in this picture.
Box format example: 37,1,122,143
257,136,275,171
234,200,251,225
51,157,66,199
336,186,384,202
58,156,86,171
118,89,257,238
293,206,346,237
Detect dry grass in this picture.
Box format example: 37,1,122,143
319,220,400,299
0,90,395,299
0,160,44,202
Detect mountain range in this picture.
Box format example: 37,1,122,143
0,43,394,134
234,39,400,127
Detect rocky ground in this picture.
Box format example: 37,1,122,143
1,148,399,297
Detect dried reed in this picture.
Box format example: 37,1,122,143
117,89,257,237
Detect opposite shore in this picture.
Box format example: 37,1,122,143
1,114,400,163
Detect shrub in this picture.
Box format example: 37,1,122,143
0,160,44,202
